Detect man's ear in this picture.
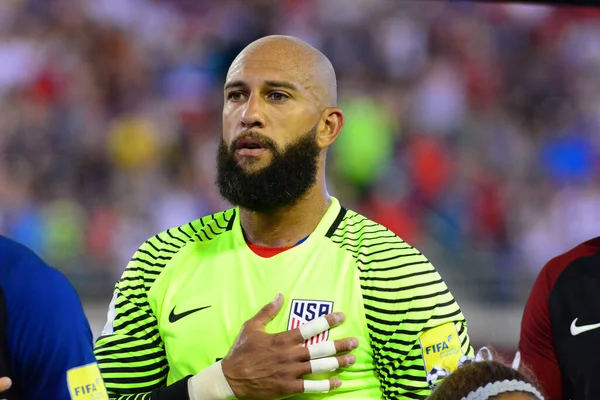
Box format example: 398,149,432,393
316,107,344,149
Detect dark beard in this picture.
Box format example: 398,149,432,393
216,127,320,213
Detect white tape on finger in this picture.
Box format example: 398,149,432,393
308,341,337,360
299,316,330,340
310,357,340,374
303,380,331,393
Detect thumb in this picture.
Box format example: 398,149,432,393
249,294,283,329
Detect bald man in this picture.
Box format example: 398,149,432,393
94,36,473,400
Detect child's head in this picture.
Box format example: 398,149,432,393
428,349,544,400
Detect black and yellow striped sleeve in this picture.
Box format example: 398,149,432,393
94,225,197,400
330,210,473,399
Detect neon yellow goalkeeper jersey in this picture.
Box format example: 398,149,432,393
95,197,472,399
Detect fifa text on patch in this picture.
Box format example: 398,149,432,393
419,322,465,377
288,299,333,346
67,362,109,400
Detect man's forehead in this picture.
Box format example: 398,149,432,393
226,57,313,89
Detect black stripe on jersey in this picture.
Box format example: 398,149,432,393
330,227,391,239
146,240,174,254
331,235,406,253
357,263,434,276
119,277,158,287
340,239,412,252
193,229,211,242
213,218,226,231
226,210,236,230
122,292,150,300
359,268,436,282
361,277,444,292
128,259,165,268
325,207,348,237
339,216,370,229
135,250,172,261
100,358,169,374
371,335,412,349
385,363,425,373
107,370,168,386
361,288,450,304
364,298,456,315
357,256,429,267
156,233,183,247
357,247,421,259
376,352,423,366
177,226,192,239
125,267,162,276
385,391,424,400
368,322,419,336
118,283,149,293
113,312,155,330
207,223,219,237
95,334,154,351
376,379,425,394
341,220,382,231
94,349,165,364
167,230,187,245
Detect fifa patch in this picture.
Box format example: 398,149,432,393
288,299,333,346
419,322,464,378
67,362,109,400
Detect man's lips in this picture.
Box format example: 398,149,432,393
234,137,269,157
236,148,268,157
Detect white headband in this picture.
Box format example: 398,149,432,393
461,379,545,400
427,348,544,399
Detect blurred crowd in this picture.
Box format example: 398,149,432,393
1,0,600,302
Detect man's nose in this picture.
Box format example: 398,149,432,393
240,93,265,129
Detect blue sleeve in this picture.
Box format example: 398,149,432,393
4,259,97,400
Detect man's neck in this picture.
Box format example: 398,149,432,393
239,186,331,248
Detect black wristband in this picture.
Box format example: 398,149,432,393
150,375,193,400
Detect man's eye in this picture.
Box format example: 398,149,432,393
268,92,288,102
227,92,245,101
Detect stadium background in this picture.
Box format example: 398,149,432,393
1,0,600,352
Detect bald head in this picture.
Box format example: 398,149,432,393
226,35,337,107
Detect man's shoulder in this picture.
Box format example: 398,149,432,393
327,206,435,277
139,208,237,255
328,207,413,252
538,237,600,290
0,235,72,292
124,209,237,280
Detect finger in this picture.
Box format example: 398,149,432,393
297,353,356,377
307,338,358,360
278,312,345,344
309,357,339,374
303,378,342,393
247,294,283,328
0,377,11,392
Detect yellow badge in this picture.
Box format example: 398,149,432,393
67,363,109,400
419,322,464,375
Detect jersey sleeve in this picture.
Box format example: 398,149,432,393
518,257,564,400
360,245,472,400
5,260,107,400
94,238,190,400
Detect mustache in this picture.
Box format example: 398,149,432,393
229,132,278,153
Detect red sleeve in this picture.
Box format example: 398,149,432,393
519,238,600,400
519,258,563,400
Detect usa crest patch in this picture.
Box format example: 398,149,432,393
288,299,333,346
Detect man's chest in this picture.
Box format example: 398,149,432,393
151,245,374,382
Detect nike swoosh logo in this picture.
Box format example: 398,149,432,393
570,318,600,336
169,306,211,323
